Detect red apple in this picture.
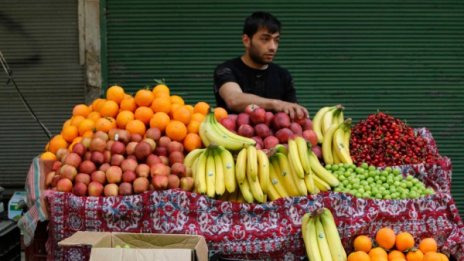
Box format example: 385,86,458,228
167,141,184,154
89,137,107,152
59,164,77,181
236,113,250,126
154,146,168,157
290,122,303,136
312,145,322,159
302,129,318,146
250,107,266,124
254,123,271,138
275,128,293,144
111,141,126,155
150,163,170,176
146,154,162,166
220,117,236,132
237,124,254,138
91,151,105,165
264,111,274,126
110,154,125,166
158,136,171,148
244,104,259,115
134,141,152,160
121,158,138,172
72,143,86,157
144,127,161,141
272,112,291,129
263,136,280,150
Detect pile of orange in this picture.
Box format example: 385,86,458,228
42,83,227,160
348,227,449,261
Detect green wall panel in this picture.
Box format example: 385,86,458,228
103,1,464,217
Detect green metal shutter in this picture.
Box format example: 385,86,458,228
0,1,85,191
103,1,464,217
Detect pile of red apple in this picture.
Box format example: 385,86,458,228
45,128,194,197
219,105,321,156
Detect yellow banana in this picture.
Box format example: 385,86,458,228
246,145,258,181
313,173,332,192
256,149,270,193
273,153,300,196
206,113,255,150
308,151,340,187
288,154,308,195
333,126,353,164
312,106,334,144
266,177,281,201
320,208,347,261
295,136,311,174
302,213,323,261
288,139,305,179
322,123,340,165
235,147,247,184
321,107,336,137
304,170,320,195
247,166,265,203
274,144,288,155
268,160,289,198
184,148,206,168
343,125,351,153
315,215,333,261
237,176,254,203
205,150,216,198
332,141,342,164
194,150,208,194
213,149,225,196
332,106,345,126
217,146,236,193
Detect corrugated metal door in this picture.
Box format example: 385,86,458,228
0,1,85,191
103,1,464,217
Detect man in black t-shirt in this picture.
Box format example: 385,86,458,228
213,11,308,120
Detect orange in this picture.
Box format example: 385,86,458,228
150,112,170,132
396,232,415,252
70,115,86,127
165,120,187,141
126,119,146,136
95,117,116,132
47,135,68,154
391,258,407,261
172,105,192,125
194,101,210,115
116,110,135,129
376,227,396,250
120,96,137,112
185,104,194,113
78,118,96,136
354,235,373,253
106,85,125,104
214,107,228,121
91,98,106,112
134,89,155,107
406,250,424,261
82,130,94,138
423,252,442,261
348,251,370,261
151,97,171,114
436,253,449,261
389,250,406,260
152,83,170,97
62,119,72,129
61,125,79,143
170,95,184,106
187,120,201,134
72,104,91,117
87,111,101,122
419,238,438,254
134,106,154,125
99,100,119,118
40,151,57,161
369,247,387,259
191,112,205,123
183,133,202,152
170,103,182,116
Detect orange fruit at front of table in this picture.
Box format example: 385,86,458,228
47,135,68,154
126,119,146,136
348,251,370,261
172,105,192,125
369,247,387,260
151,97,171,114
135,89,155,107
423,252,442,261
61,125,79,143
134,106,154,125
183,133,202,152
376,227,396,250
214,107,228,121
419,238,438,254
99,100,119,118
165,120,187,142
389,250,406,260
72,104,91,117
95,117,116,132
194,101,210,115
106,85,125,104
406,250,424,261
396,231,415,251
150,112,170,132
116,110,135,129
120,96,137,112
354,235,373,252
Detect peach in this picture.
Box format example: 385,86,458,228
126,141,138,155
121,158,138,172
84,151,92,161
170,162,186,177
91,151,105,165
75,173,91,185
158,136,171,148
91,170,106,184
135,163,150,178
99,163,111,172
88,181,104,196
122,170,137,183
103,150,112,164
56,148,69,162
133,177,149,193
154,146,168,157
104,183,119,196
152,175,168,190
89,137,107,152
81,137,92,148
51,175,61,188
143,138,157,151
312,145,322,159
79,160,96,174
159,155,169,165
169,151,184,165
167,141,184,154
72,142,86,157
119,182,133,196
73,182,88,196
167,174,180,189
60,164,77,181
146,154,161,166
145,127,161,141
180,177,194,192
94,130,109,141
110,154,125,166
56,178,73,192
130,133,143,142
63,153,82,168
111,141,126,155
134,141,152,160
106,166,122,184
52,160,62,171
150,163,170,176
45,171,56,188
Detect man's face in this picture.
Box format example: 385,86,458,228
244,27,280,65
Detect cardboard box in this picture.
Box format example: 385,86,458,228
59,231,208,261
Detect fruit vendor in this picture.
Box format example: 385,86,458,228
213,11,309,120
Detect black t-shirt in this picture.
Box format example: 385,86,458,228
213,57,297,113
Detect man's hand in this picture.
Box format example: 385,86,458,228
272,100,309,120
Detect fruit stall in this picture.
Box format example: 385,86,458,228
18,84,464,260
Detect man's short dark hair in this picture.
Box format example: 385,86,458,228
243,11,281,38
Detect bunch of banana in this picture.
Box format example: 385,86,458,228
199,112,255,151
301,208,347,261
312,105,345,144
285,136,340,195
321,118,353,165
185,145,237,197
235,145,269,203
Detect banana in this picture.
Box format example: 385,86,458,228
246,145,258,181
273,153,300,196
322,123,340,165
198,120,211,147
205,149,216,198
274,144,288,155
288,139,305,179
237,176,254,203
302,213,323,261
235,147,247,184
256,149,270,193
295,136,311,174
308,151,340,187
343,124,351,153
333,126,353,164
332,141,342,164
268,160,289,198
321,107,336,137
184,148,206,168
304,170,320,195
204,113,255,151
288,153,308,195
247,165,265,203
332,105,345,126
312,106,334,144
194,150,208,194
313,174,332,192
315,216,333,261
217,146,236,193
213,148,226,196
266,176,281,201
320,208,347,261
